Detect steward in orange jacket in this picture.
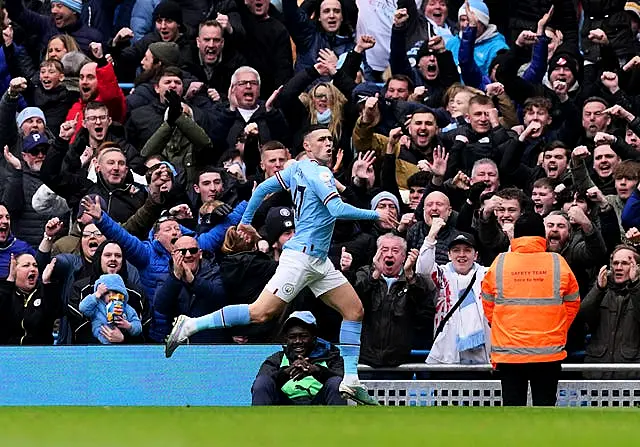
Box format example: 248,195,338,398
481,236,580,364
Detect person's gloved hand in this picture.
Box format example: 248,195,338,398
165,90,183,125
213,202,233,219
201,201,233,227
467,181,488,206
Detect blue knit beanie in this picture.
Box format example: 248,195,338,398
56,0,83,14
94,274,129,301
458,0,490,27
371,192,400,214
16,107,46,128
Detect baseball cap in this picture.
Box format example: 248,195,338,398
22,133,49,153
263,207,295,245
283,311,317,332
448,232,477,250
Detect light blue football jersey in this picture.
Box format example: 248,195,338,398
274,159,341,259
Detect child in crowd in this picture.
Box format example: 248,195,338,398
79,273,142,344
32,59,78,135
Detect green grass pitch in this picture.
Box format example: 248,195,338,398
1,406,638,446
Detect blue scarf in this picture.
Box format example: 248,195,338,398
316,109,332,124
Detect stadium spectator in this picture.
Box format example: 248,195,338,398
70,239,148,344
183,20,246,101
153,235,227,342
251,311,346,406
5,0,104,55
418,231,490,364
580,244,640,379
65,42,127,140
258,206,295,261
0,203,35,279
0,252,59,345
79,273,143,344
343,234,435,376
2,133,64,248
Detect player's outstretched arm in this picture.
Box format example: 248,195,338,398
325,196,379,221
240,174,288,225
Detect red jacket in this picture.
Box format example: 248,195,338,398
66,62,126,141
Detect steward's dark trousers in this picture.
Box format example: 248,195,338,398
498,361,562,406
251,375,346,406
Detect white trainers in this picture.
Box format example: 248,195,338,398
165,315,189,358
339,381,379,406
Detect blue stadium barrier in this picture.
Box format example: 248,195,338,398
0,345,278,406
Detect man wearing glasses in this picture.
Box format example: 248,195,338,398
209,66,290,153
67,101,145,175
154,236,228,344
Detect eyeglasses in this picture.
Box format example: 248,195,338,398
82,230,103,238
314,93,329,100
235,80,259,87
85,115,108,123
173,247,199,255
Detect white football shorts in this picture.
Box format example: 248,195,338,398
266,249,348,302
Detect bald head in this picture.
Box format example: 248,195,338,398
423,191,452,225
173,236,202,273
174,235,199,249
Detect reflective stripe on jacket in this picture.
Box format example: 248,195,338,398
481,236,580,364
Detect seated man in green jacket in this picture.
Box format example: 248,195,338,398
251,311,347,406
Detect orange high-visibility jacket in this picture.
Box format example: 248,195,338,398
481,236,580,364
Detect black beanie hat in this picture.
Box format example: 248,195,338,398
547,51,580,81
416,40,436,61
514,213,546,239
153,1,184,29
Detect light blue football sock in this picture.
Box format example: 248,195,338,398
339,320,362,384
190,304,251,334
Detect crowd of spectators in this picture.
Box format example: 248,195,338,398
0,0,639,381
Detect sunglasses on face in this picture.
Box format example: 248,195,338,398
174,247,199,255
24,147,48,156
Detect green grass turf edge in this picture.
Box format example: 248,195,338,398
0,407,638,447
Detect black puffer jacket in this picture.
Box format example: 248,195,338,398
32,85,79,137
581,0,638,61
348,266,435,367
0,280,60,345
3,164,62,248
508,0,580,51
581,279,640,379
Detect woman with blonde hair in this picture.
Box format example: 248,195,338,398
276,60,357,171
46,35,81,61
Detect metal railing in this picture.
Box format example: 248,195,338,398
357,363,640,406
358,363,640,372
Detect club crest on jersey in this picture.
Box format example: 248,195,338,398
319,171,332,183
